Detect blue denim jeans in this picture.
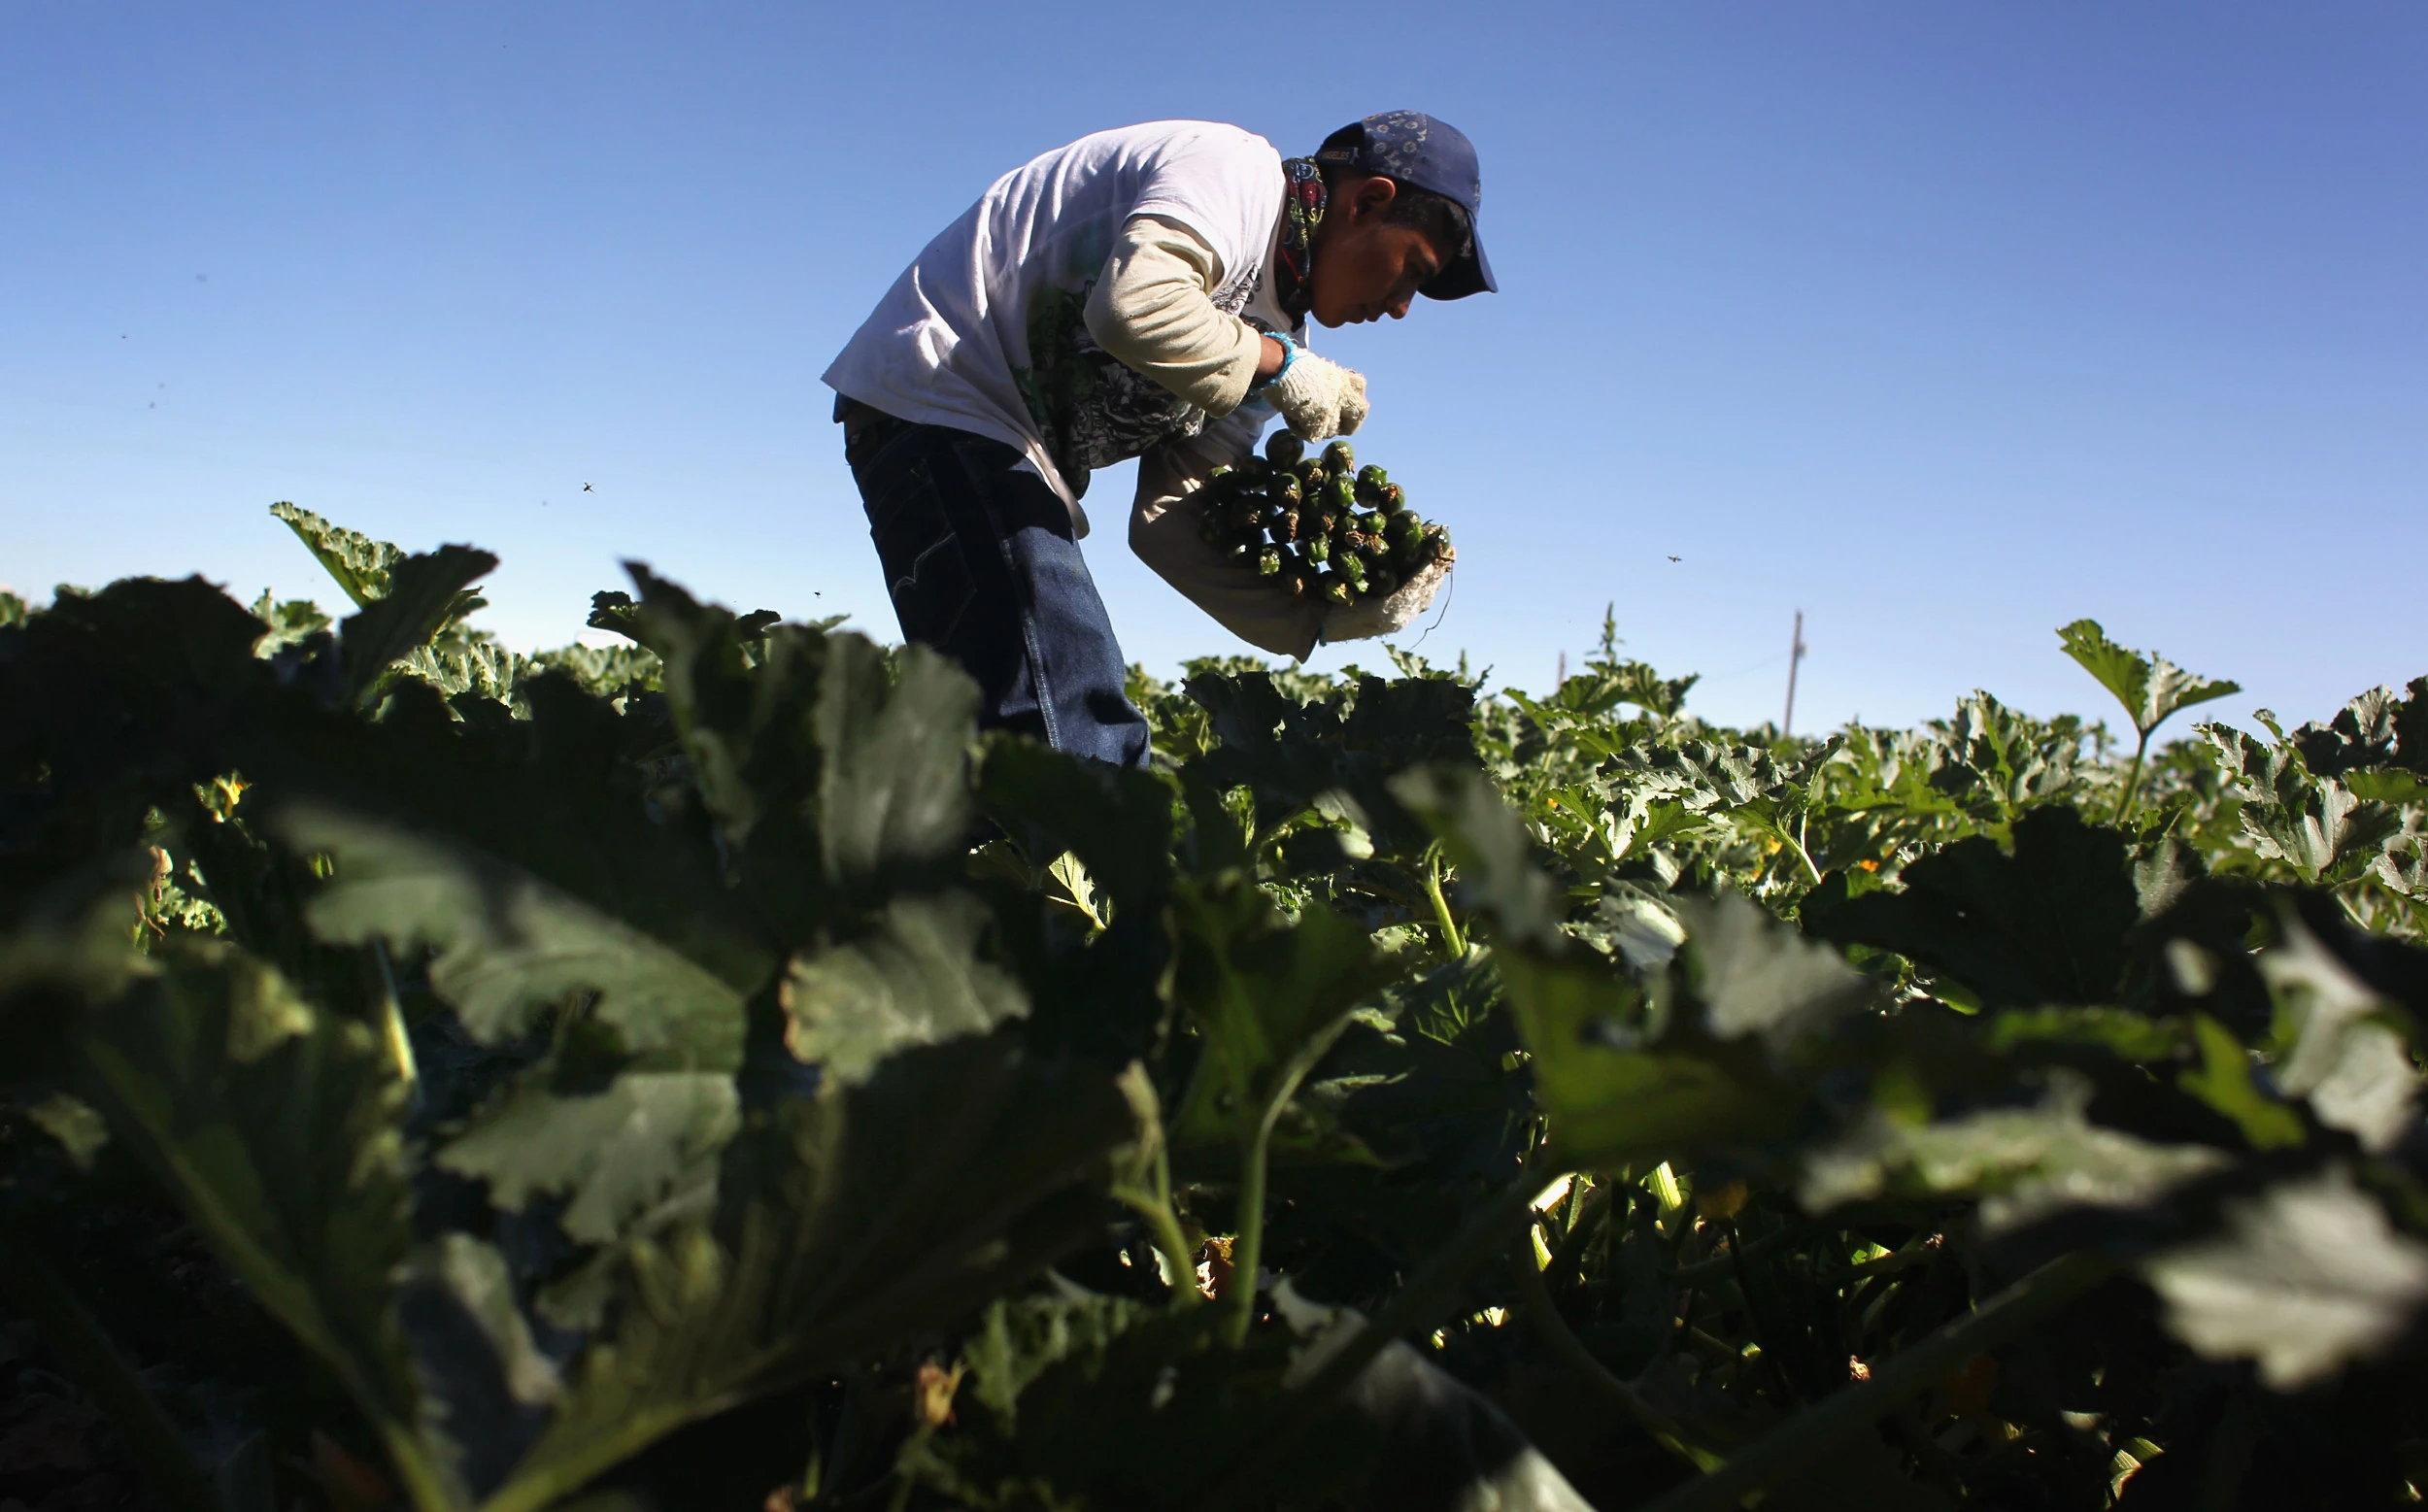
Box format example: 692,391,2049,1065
842,405,1152,768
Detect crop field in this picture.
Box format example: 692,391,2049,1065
4,507,2426,1512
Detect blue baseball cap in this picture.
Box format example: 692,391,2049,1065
1314,111,1497,300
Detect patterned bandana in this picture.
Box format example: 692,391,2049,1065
1274,157,1327,321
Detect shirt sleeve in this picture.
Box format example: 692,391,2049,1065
1126,125,1282,282
1129,421,1327,661
1083,215,1265,418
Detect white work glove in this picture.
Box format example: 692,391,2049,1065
1320,547,1454,644
1269,352,1369,442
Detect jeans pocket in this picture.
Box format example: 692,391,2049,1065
865,460,977,644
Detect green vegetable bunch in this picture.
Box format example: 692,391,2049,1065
1195,433,1451,607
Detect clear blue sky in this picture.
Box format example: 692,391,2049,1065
5,2,2421,734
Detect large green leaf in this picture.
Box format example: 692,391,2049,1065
0,578,282,856
1498,944,1777,1169
619,566,823,854
1183,668,1477,856
1518,899,1872,1171
1676,892,1868,1049
477,1029,1130,1512
1298,949,1531,1193
1798,1071,2232,1231
2290,677,2428,779
269,504,497,699
2057,620,2240,739
2175,1014,2307,1151
529,641,661,697
272,501,409,608
221,656,770,1002
436,1072,740,1244
340,547,499,706
1166,875,1410,1152
976,735,1177,910
1399,766,1874,1169
1804,806,2141,1009
910,1280,1601,1512
398,640,538,707
957,1291,1160,1430
2141,1163,2428,1390
2205,723,2408,886
400,1233,571,1496
249,588,333,657
777,892,1028,1085
1594,740,1796,817
278,802,747,1066
624,567,978,919
1929,691,2089,823
2258,903,2421,1151
969,761,1179,1069
902,1305,1344,1510
71,944,452,1509
810,633,984,903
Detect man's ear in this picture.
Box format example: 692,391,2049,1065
1346,173,1398,221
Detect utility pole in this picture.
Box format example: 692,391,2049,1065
1783,610,1807,736
1557,651,1567,689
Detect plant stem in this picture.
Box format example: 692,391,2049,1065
0,1227,224,1512
370,939,420,1112
1112,1065,1201,1310
1511,1247,1723,1474
1780,823,1823,887
2111,729,2152,826
1219,1124,1271,1347
1119,1189,1203,1310
1423,844,1467,957
1632,1251,2112,1512
1218,1009,1367,1346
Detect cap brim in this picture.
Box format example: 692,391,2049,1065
1419,234,1496,301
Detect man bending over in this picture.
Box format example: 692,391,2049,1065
826,111,1495,766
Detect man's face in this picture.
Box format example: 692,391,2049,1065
1306,175,1446,329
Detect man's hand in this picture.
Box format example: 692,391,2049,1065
1270,352,1369,441
1321,550,1454,645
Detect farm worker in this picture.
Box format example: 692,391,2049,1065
825,112,1494,767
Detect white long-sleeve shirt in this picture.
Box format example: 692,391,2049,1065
825,122,1325,657
824,121,1302,528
